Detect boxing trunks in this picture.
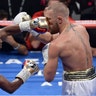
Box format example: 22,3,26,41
62,67,96,96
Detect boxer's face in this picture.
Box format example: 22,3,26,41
44,8,59,34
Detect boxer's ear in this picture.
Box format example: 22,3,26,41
57,16,62,24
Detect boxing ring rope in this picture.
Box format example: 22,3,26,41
0,21,14,26
0,20,96,28
71,20,96,29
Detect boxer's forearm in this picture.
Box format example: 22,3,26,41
2,25,21,35
36,32,59,44
0,75,23,94
36,32,52,44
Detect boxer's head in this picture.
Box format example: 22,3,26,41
44,1,69,34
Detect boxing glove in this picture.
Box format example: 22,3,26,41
30,17,49,29
19,16,49,35
13,12,31,24
31,11,47,36
16,60,39,83
42,43,50,66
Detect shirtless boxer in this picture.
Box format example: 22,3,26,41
42,2,96,96
0,60,39,94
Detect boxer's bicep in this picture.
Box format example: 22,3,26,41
44,43,59,82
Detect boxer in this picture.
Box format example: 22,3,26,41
42,2,96,96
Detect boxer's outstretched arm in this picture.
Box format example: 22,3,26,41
0,16,59,44
0,75,23,94
0,25,21,40
0,16,48,39
2,25,21,35
0,60,39,94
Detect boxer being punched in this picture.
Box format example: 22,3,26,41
42,2,96,96
0,60,39,94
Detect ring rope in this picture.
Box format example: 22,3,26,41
0,20,96,28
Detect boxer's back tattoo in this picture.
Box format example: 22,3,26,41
70,24,88,65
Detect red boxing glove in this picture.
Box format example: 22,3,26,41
32,11,44,19
34,27,47,33
32,11,47,33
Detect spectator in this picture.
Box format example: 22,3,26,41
68,0,80,18
0,10,8,20
76,0,96,20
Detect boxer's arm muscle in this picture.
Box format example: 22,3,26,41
44,43,59,82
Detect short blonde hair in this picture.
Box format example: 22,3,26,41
48,2,69,18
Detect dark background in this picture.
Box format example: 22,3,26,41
0,0,45,20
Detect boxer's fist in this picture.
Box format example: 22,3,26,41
19,16,49,37
23,60,39,75
13,12,31,24
16,60,39,82
30,17,49,30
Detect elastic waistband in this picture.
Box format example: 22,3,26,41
63,67,96,81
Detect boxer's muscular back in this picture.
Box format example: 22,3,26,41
52,24,93,72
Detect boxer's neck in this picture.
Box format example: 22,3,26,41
61,23,71,34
